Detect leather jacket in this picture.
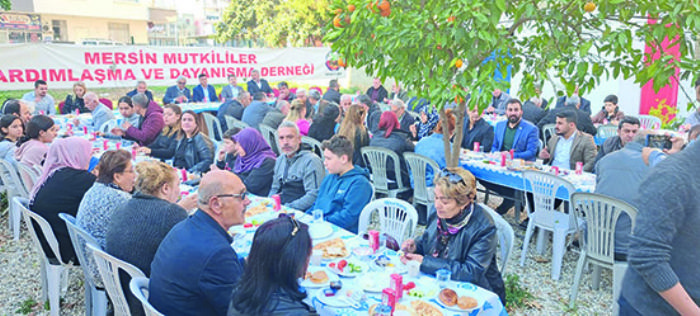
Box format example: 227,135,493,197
228,290,319,316
416,204,506,304
172,133,214,174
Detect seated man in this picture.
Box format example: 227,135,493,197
241,92,270,130
461,103,494,151
217,91,251,131
192,73,218,103
220,74,244,101
486,88,511,115
126,80,154,102
269,122,325,211
277,81,296,101
246,69,273,96
163,76,191,104
309,135,372,233
262,100,290,129
323,79,341,104
149,170,248,316
539,110,598,172
111,93,164,146
2,99,32,124
390,99,415,136
22,80,56,115
594,116,640,165
74,92,115,131
538,95,597,136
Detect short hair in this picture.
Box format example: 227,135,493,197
389,99,406,110
136,80,147,87
603,94,618,105
251,69,260,75
238,91,250,101
322,135,353,161
277,81,289,89
84,92,98,102
618,116,640,130
434,167,477,206
197,177,225,206
341,94,352,103
253,92,266,101
278,120,300,135
309,90,321,100
34,80,47,88
506,98,522,110
565,95,581,107
131,93,149,108
357,94,372,107
2,99,21,115
176,76,187,83
96,150,132,184
227,73,236,79
198,73,207,79
117,96,133,108
135,160,177,196
631,130,652,145
329,79,339,89
276,100,289,111
555,109,578,125
296,88,307,95
223,127,241,140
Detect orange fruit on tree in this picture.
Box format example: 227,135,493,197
437,44,442,50
584,2,596,12
380,8,391,17
338,58,347,67
348,4,356,12
447,16,455,23
333,16,343,28
454,95,464,104
455,59,463,68
378,0,390,11
335,8,343,14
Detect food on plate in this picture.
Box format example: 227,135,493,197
244,204,269,218
304,270,329,284
457,296,478,310
369,303,412,315
439,288,458,306
410,300,443,316
313,238,349,259
329,260,362,273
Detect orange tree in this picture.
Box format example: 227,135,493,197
324,0,700,167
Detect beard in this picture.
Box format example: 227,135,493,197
508,115,520,124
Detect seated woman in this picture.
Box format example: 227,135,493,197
369,111,414,188
76,150,135,286
102,96,141,139
213,127,241,171
308,103,340,143
401,167,506,304
337,104,369,167
228,217,318,315
15,115,58,168
231,127,276,196
136,104,183,160
286,99,310,136
0,115,23,162
30,137,96,264
591,94,625,125
461,104,494,151
106,160,196,316
62,81,90,114
414,109,456,187
172,110,214,174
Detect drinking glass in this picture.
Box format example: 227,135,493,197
436,269,452,288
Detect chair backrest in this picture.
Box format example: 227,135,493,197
15,197,70,265
301,136,323,159
129,277,164,316
403,152,439,204
259,124,280,155
59,213,104,288
202,112,223,142
59,101,66,113
522,170,577,227
479,203,514,274
361,146,406,193
99,98,114,109
99,119,119,134
570,192,638,265
88,243,146,316
637,115,662,130
225,115,249,131
542,124,556,144
0,159,29,198
17,162,40,194
597,125,618,138
357,198,418,244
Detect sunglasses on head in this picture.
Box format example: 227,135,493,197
441,168,466,186
278,213,299,236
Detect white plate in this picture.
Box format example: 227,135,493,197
315,289,353,308
328,259,368,278
357,272,391,293
373,254,408,274
309,222,333,240
300,267,338,289
433,285,482,312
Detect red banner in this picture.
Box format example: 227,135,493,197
639,19,680,120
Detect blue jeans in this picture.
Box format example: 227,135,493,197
618,294,643,316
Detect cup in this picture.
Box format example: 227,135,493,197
310,249,322,266
312,209,324,223
435,269,452,288
407,260,420,278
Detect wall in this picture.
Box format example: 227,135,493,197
32,0,148,21
41,14,148,44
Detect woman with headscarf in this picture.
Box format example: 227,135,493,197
231,127,277,196
30,137,96,264
369,111,415,188
308,103,340,143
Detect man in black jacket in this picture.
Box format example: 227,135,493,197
389,99,415,135
461,105,495,151
217,91,250,131
538,95,597,136
322,79,341,104
522,96,547,126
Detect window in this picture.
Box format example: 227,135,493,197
52,20,67,41
108,22,130,44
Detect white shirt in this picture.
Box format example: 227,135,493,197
229,85,240,99
552,131,576,170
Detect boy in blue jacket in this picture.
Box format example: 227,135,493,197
309,135,373,233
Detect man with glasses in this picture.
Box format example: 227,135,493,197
269,121,324,211
594,116,640,165
149,170,249,316
163,76,191,104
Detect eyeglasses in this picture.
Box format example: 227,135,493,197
215,190,248,201
177,81,186,85
278,213,299,236
441,168,466,186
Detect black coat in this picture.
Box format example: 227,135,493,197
366,85,388,103
416,204,506,304
148,132,180,160
398,112,416,136
62,95,90,114
247,79,273,95
368,130,415,187
522,101,546,126
236,157,275,196
555,95,592,115
322,88,341,104
308,119,336,143
461,118,494,151
172,133,214,174
228,290,319,316
218,100,245,130
537,105,597,136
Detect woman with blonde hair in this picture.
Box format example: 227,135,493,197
137,104,184,160
285,99,310,136
401,167,506,304
62,81,90,114
337,104,369,167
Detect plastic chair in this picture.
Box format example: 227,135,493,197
17,162,40,193
568,193,638,313
596,125,618,138
16,197,73,316
88,243,146,316
479,203,515,274
358,198,418,245
58,101,66,113
0,160,29,240
225,115,249,131
541,123,556,145
202,112,223,142
99,119,119,134
59,213,108,316
403,152,439,215
99,98,113,109
637,115,662,130
129,277,164,316
519,170,582,280
361,146,411,198
301,136,323,159
259,124,280,156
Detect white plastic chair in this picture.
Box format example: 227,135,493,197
479,203,515,274
361,147,411,198
225,115,249,131
568,193,638,313
129,277,165,316
520,170,583,280
259,124,280,156
0,160,29,240
17,162,40,195
637,115,662,130
202,112,223,142
358,198,418,245
301,136,324,159
597,125,618,138
99,119,119,134
88,243,146,316
541,123,556,144
17,197,73,316
403,152,439,216
59,213,108,316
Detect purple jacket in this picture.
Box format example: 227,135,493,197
125,102,164,146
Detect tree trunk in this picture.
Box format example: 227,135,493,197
439,99,466,168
